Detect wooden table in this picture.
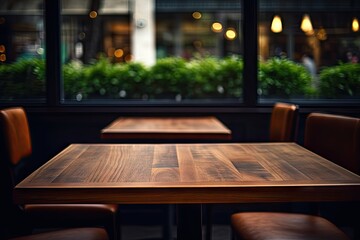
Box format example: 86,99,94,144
100,116,231,239
100,116,232,140
14,143,360,240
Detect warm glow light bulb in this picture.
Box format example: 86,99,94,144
271,15,282,33
352,18,359,32
301,14,313,33
114,49,124,58
89,11,98,19
0,54,6,62
192,11,202,20
225,28,236,40
211,22,223,32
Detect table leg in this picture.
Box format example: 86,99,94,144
163,204,174,240
177,204,202,240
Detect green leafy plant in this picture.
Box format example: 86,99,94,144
188,56,243,98
188,57,220,98
148,57,192,99
318,63,360,98
217,56,243,98
259,58,313,98
63,60,86,99
0,58,45,100
112,62,149,99
3,56,360,101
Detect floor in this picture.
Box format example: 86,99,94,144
118,203,358,240
119,204,233,240
121,224,232,240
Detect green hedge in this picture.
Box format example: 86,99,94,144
258,58,313,98
0,58,45,99
318,63,360,98
1,57,359,100
63,56,243,100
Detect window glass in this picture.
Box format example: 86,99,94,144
62,0,243,103
0,0,45,102
258,0,360,102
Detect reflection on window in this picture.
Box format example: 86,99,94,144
62,0,243,103
259,0,360,101
0,0,45,102
156,12,241,60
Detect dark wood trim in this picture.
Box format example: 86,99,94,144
243,0,258,107
45,0,62,106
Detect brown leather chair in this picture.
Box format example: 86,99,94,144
304,112,360,236
304,112,360,174
8,228,109,240
269,102,299,142
231,212,349,240
205,103,299,240
0,107,120,240
230,112,360,240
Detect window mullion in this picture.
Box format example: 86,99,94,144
243,0,258,106
45,0,62,106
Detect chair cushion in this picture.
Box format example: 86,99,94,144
8,228,108,240
24,204,118,227
231,212,349,240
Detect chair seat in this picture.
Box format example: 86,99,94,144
231,212,349,240
9,228,109,240
24,204,118,227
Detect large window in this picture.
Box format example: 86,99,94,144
259,0,360,102
154,2,243,101
0,0,359,107
61,0,131,102
61,0,244,103
0,0,45,102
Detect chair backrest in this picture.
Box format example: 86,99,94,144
269,102,299,142
0,107,32,230
0,107,32,166
304,113,360,175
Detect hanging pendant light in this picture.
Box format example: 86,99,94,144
271,15,282,33
301,14,313,34
352,17,359,32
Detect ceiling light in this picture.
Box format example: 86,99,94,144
211,22,223,32
192,12,202,20
352,18,359,32
271,15,282,33
225,28,236,40
301,14,313,33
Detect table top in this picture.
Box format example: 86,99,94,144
14,142,360,204
100,116,232,140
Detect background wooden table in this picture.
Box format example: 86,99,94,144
100,116,232,140
14,143,360,240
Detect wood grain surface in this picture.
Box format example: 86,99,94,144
14,143,360,204
100,116,232,140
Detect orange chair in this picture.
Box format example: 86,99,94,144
230,112,360,240
0,107,120,240
269,102,299,142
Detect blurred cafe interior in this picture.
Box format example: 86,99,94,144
0,0,360,239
